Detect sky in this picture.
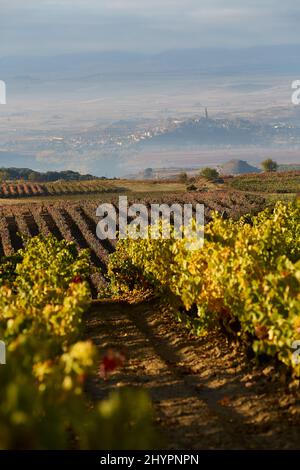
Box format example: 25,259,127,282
1,0,300,56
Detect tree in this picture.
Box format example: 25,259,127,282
200,167,219,180
178,172,188,183
0,170,8,182
143,168,154,179
261,159,278,172
28,171,40,182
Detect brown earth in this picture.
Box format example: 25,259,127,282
86,298,300,450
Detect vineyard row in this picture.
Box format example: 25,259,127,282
0,180,120,198
0,202,116,296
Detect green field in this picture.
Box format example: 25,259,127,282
227,171,300,193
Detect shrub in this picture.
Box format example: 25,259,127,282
200,167,219,180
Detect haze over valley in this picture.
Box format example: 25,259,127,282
1,2,300,176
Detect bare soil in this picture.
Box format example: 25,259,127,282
86,298,300,450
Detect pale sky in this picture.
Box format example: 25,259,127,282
1,0,300,56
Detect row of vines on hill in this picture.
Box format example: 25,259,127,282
0,202,112,295
0,181,122,198
0,193,266,292
0,235,155,449
228,171,300,193
108,201,300,374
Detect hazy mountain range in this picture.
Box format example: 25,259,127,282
1,45,300,80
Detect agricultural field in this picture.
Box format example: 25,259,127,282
0,190,265,296
0,180,300,450
0,200,110,298
0,171,298,203
0,178,187,200
0,179,126,199
227,170,300,193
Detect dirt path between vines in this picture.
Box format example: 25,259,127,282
86,299,300,450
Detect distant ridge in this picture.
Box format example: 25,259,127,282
219,159,261,175
0,167,100,182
